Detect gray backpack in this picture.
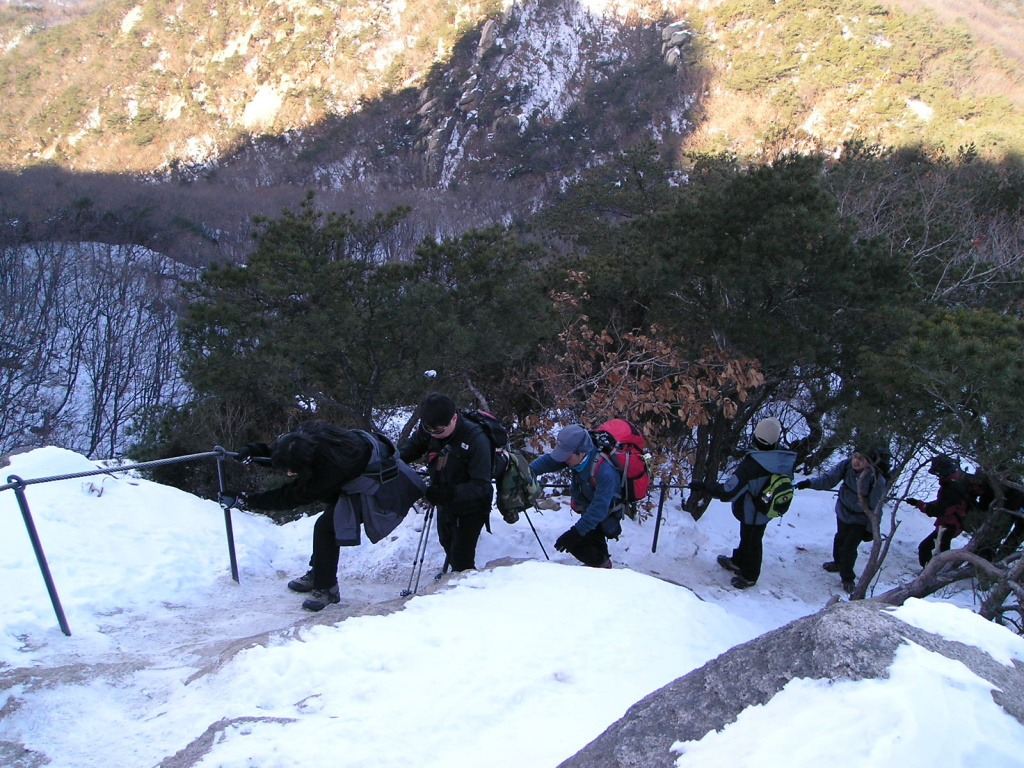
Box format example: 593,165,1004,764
333,431,427,545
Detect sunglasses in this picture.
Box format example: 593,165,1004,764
424,416,454,435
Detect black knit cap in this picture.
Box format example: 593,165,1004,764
929,454,959,477
271,432,317,475
420,392,457,430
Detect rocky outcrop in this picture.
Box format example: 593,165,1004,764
559,601,1024,768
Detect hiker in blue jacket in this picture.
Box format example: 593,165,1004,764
689,417,797,589
796,447,887,593
530,424,623,568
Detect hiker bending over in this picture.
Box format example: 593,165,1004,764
905,454,971,567
530,425,622,569
399,392,493,572
224,422,373,612
796,446,887,594
689,417,796,590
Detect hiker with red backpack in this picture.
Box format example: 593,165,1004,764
529,424,623,568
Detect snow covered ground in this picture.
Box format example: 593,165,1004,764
2,446,1023,767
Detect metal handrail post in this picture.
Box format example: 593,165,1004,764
8,475,72,636
214,447,240,583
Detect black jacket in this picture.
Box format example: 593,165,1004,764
399,415,493,515
245,421,372,511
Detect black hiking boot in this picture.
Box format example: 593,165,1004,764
287,570,315,593
717,555,741,574
822,561,840,573
842,578,856,595
730,575,756,589
302,585,340,612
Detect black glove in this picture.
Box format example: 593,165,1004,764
796,480,812,490
501,511,520,525
905,498,922,507
554,527,583,553
218,491,246,510
688,480,707,495
235,442,271,465
424,484,454,506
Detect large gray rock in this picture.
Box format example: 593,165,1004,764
559,600,1024,768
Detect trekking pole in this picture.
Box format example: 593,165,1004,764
402,503,431,596
401,503,434,597
522,506,550,560
651,483,670,553
410,508,433,595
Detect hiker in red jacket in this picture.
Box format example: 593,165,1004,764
906,455,972,567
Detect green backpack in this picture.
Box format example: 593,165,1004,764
496,450,542,523
756,473,795,519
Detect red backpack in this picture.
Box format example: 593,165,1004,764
588,419,652,517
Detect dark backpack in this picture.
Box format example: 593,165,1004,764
461,409,539,524
588,418,652,518
460,409,510,480
754,472,794,519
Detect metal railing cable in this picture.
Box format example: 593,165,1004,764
5,448,689,638
2,447,241,637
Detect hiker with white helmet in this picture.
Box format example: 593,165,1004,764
688,417,797,589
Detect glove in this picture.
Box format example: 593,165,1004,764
235,442,270,465
796,480,812,490
501,511,520,524
424,484,454,506
688,480,707,495
218,491,246,510
554,527,583,553
905,498,922,507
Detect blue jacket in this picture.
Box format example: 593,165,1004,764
708,448,797,526
531,448,623,537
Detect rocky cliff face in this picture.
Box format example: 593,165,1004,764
178,0,696,196
4,0,1023,264
0,0,696,180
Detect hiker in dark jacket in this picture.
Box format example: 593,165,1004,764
906,454,972,567
796,447,887,593
399,392,493,572
689,417,797,589
224,421,372,612
530,424,623,568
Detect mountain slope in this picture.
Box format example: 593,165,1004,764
2,0,1024,269
3,0,1023,178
